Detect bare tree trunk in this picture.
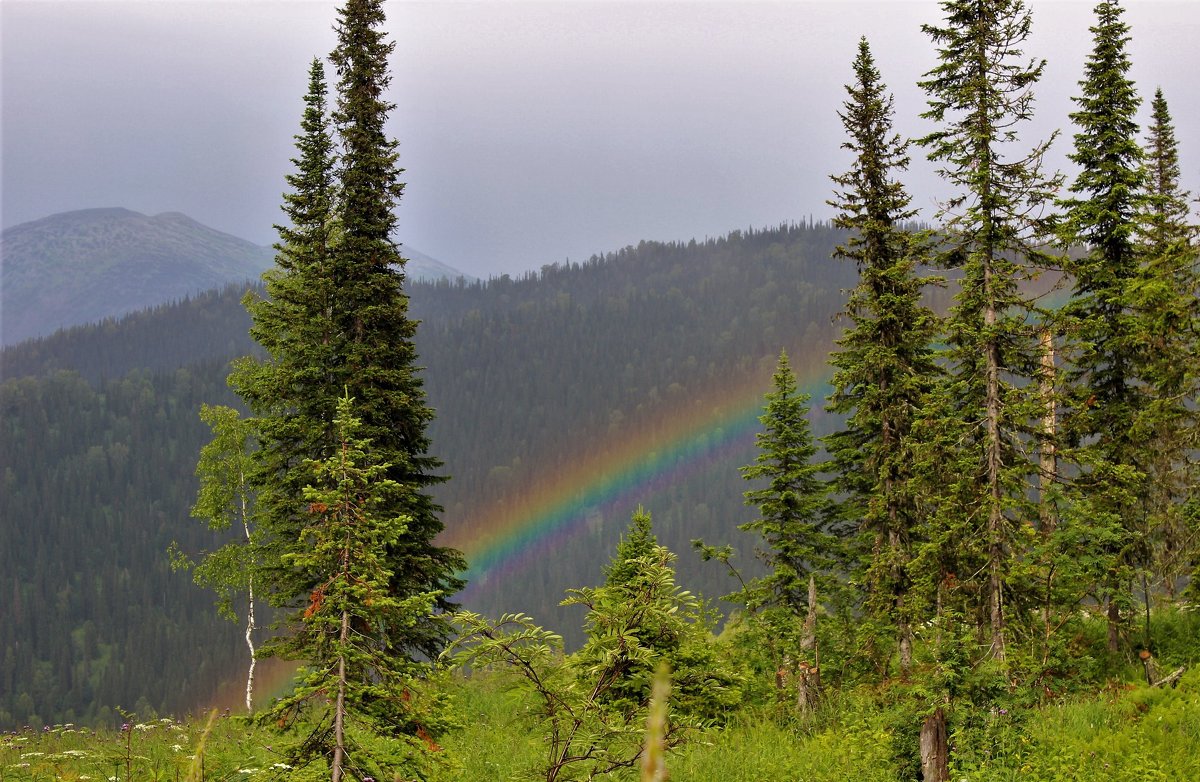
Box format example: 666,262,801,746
987,364,1006,660
1140,649,1158,686
241,487,256,714
797,575,821,712
985,278,1006,663
245,574,256,713
920,708,950,782
1107,595,1121,654
331,609,349,782
1038,328,1058,533
801,574,817,652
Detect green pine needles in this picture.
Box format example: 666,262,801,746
266,395,445,782
188,0,464,774
826,37,940,678
917,0,1063,665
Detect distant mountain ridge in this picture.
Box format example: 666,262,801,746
0,208,473,346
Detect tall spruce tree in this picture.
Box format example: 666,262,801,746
825,38,939,677
1133,88,1200,600
229,0,463,671
1057,0,1147,652
917,0,1062,663
324,0,465,654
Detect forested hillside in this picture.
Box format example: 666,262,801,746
0,220,855,726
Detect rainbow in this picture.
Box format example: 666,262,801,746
445,361,831,598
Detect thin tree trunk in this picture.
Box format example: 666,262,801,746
1038,328,1058,533
241,485,256,714
1107,593,1121,654
986,301,1006,663
795,575,822,712
331,608,350,782
920,708,950,782
245,574,256,713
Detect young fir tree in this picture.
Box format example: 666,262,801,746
1057,0,1148,653
917,0,1062,664
229,0,464,669
566,508,740,723
266,396,441,782
446,510,738,782
1133,88,1200,601
739,352,836,661
825,37,939,678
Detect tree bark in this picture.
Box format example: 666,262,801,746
984,248,1006,664
920,708,950,782
1107,595,1121,654
797,575,821,712
241,486,256,714
331,608,349,782
1038,328,1058,533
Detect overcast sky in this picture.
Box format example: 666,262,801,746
3,0,1198,278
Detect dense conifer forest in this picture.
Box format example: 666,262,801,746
0,220,857,726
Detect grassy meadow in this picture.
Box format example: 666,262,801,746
4,650,1197,782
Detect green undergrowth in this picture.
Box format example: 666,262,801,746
4,616,1199,781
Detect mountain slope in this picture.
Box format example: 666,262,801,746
0,208,473,346
1,208,274,345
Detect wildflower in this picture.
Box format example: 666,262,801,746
120,723,131,732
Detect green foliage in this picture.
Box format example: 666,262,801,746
4,612,1200,781
261,396,446,780
0,366,249,727
229,0,464,668
1131,89,1200,601
0,221,855,728
444,510,740,781
179,404,258,624
825,37,940,676
737,354,835,633
1056,0,1152,654
567,509,742,723
916,0,1063,664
